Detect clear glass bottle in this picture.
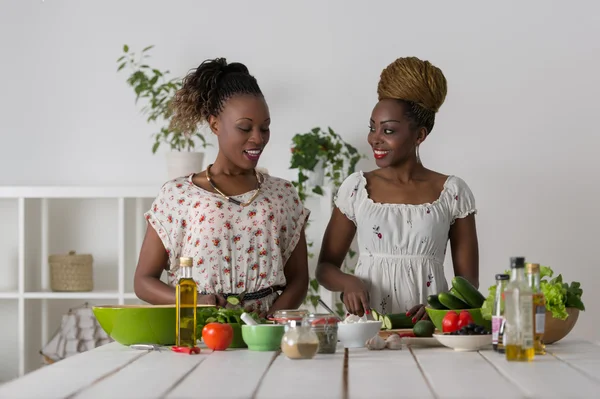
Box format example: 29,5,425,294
280,320,320,359
492,273,510,352
504,257,535,362
176,257,197,347
526,263,546,355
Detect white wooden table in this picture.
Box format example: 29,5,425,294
1,338,599,399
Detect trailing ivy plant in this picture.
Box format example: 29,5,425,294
116,44,209,154
289,126,364,315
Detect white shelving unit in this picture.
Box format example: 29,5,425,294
0,186,160,381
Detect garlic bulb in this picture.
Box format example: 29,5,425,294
385,334,403,350
365,335,386,350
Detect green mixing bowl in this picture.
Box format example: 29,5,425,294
93,304,216,346
241,324,286,351
425,307,492,332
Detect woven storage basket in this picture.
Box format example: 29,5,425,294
49,251,94,292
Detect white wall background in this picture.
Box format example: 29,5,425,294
1,0,599,380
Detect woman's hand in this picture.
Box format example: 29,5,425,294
406,304,429,323
198,294,227,307
342,275,370,317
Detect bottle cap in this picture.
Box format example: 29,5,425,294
495,273,510,280
525,263,540,273
510,257,525,269
179,257,193,267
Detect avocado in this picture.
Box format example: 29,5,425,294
413,320,435,337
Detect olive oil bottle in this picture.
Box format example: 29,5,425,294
526,263,546,355
504,257,535,362
176,257,197,347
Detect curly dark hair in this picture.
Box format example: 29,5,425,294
169,58,263,135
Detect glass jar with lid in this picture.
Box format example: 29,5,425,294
280,320,320,360
304,313,339,354
270,309,308,327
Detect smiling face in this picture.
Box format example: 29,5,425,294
367,99,427,168
209,94,271,170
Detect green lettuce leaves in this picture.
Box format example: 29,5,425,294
481,265,584,321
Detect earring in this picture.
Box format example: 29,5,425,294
416,145,421,164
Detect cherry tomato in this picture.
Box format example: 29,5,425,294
442,311,459,333
457,310,474,329
202,322,234,351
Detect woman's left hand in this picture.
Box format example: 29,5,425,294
406,304,429,323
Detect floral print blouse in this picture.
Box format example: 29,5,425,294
144,173,310,311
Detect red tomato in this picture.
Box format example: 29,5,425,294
457,310,474,329
202,323,233,351
442,311,459,333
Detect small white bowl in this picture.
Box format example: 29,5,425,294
433,333,492,352
337,320,382,348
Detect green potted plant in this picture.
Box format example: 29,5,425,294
290,127,362,202
117,44,210,179
289,126,364,315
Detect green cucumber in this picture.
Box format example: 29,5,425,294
371,309,380,321
450,287,468,303
427,294,448,310
382,314,415,330
437,292,470,310
452,276,486,308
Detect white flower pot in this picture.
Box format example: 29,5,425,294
306,159,325,187
165,151,204,180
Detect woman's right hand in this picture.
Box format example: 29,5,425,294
198,294,227,307
342,275,370,317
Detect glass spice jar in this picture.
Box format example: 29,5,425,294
280,320,320,360
304,313,339,354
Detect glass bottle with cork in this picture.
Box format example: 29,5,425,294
503,256,535,362
492,273,510,352
526,262,546,355
176,257,197,348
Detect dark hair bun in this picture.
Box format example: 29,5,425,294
170,57,262,135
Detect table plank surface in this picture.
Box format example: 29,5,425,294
347,347,433,399
73,349,206,399
254,348,345,399
480,343,600,398
166,349,277,399
0,344,145,399
411,347,524,399
1,337,599,399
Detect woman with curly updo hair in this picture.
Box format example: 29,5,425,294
317,57,479,322
134,58,309,317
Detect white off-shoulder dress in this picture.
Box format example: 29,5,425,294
334,171,477,315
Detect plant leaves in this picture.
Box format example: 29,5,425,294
123,44,129,53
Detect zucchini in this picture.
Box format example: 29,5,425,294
452,276,486,308
437,292,470,310
427,294,448,310
382,313,415,330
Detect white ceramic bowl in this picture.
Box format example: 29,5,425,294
337,320,382,348
433,333,492,352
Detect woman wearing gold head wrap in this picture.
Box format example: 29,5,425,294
316,57,479,321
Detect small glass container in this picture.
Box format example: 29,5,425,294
304,313,339,354
280,320,320,360
271,309,308,328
